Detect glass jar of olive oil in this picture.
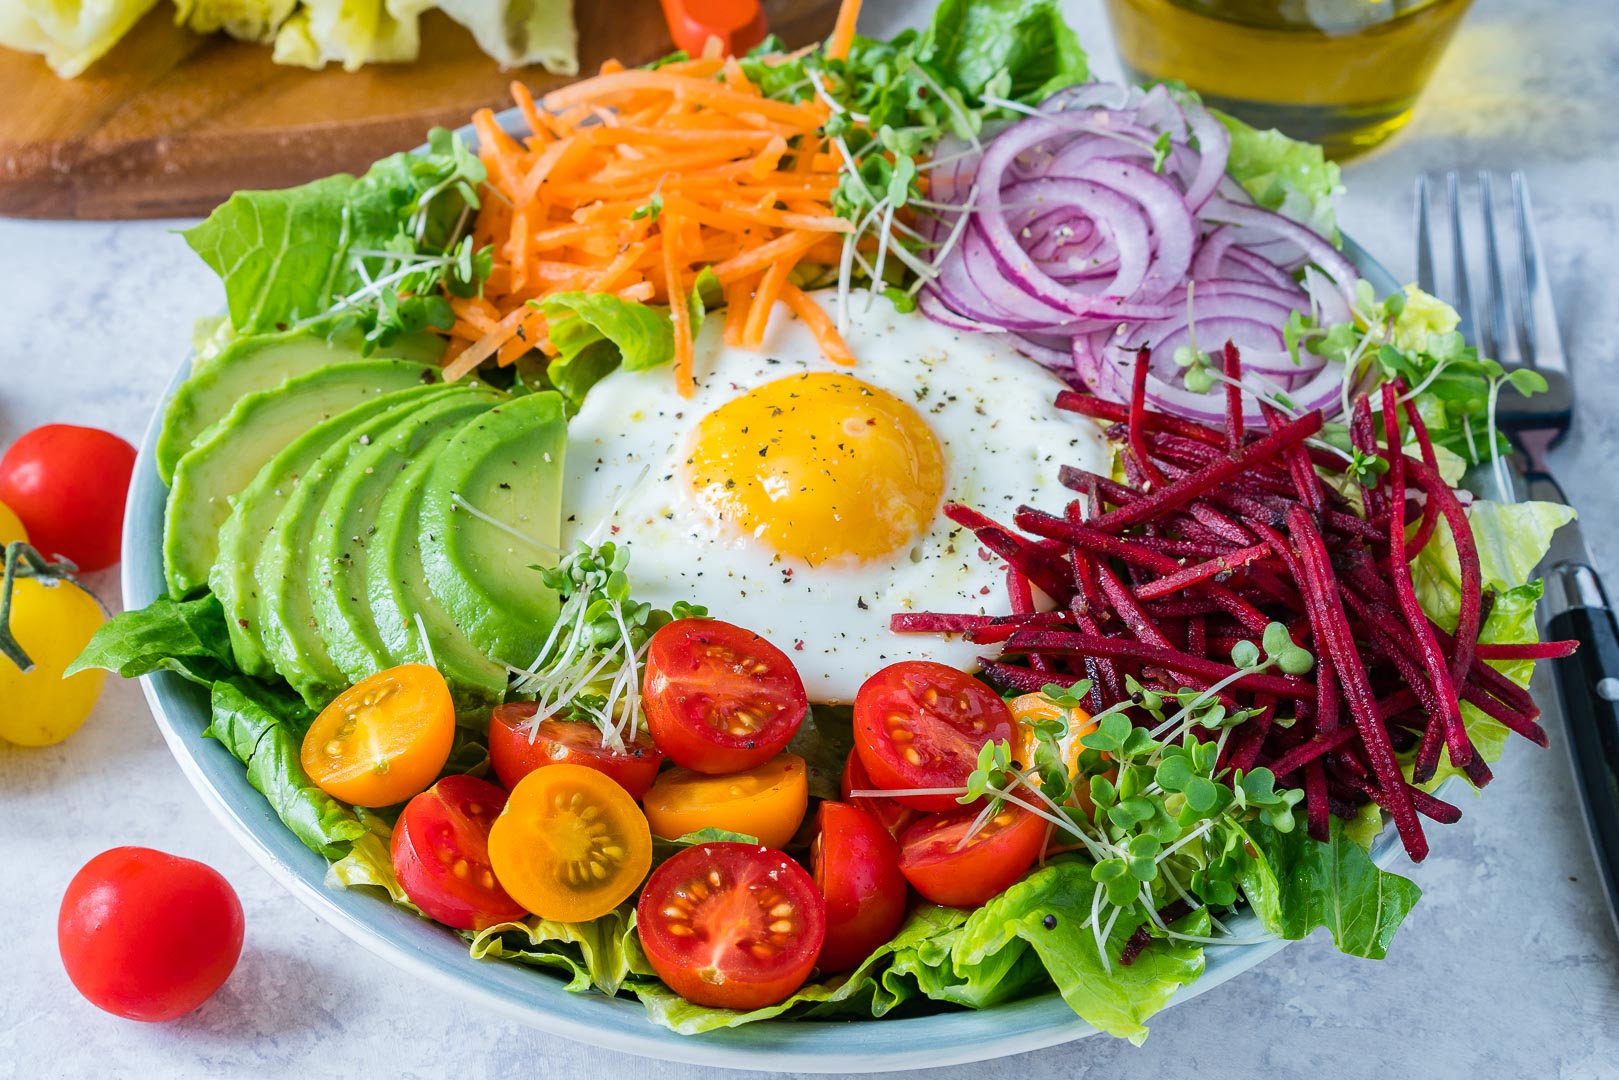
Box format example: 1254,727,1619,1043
1103,0,1473,158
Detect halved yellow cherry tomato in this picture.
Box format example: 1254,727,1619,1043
299,664,455,807
487,763,652,922
1009,693,1096,778
0,575,105,746
642,753,808,850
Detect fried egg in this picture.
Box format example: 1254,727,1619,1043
560,289,1112,703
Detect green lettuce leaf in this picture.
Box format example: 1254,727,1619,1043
434,0,578,73
542,270,721,408
0,0,160,77
173,0,295,43
1410,500,1574,631
1402,497,1572,782
1238,818,1421,960
270,0,422,71
204,679,366,858
469,907,651,996
1412,581,1546,788
1218,113,1343,240
68,593,240,687
326,808,423,911
917,0,1089,103
182,141,480,336
952,860,1208,1045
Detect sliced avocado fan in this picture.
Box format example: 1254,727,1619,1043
164,358,439,598
307,387,506,688
253,384,501,707
156,328,444,484
417,391,568,672
210,383,442,679
365,428,509,708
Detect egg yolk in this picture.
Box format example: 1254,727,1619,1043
685,373,946,563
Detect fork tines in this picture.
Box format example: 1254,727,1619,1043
1413,170,1567,378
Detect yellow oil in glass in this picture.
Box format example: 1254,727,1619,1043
1103,0,1473,158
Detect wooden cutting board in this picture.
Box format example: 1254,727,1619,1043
0,0,839,220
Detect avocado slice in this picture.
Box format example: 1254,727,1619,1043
417,392,568,670
156,328,444,484
366,429,508,708
163,359,439,597
254,385,492,707
210,384,442,678
308,388,505,687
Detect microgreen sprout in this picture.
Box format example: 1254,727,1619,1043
508,540,704,752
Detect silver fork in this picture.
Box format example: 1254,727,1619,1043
1416,170,1619,937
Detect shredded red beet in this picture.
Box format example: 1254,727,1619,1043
895,343,1577,862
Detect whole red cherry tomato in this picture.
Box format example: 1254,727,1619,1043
0,424,136,571
58,847,243,1021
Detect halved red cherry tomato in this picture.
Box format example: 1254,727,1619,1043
58,847,243,1022
810,802,908,973
637,842,825,1009
489,705,663,799
0,424,135,571
853,661,1014,811
898,804,1046,908
839,750,920,839
643,618,807,774
391,775,527,930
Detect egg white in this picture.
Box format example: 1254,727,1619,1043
560,289,1112,703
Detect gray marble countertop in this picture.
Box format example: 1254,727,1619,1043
4,1,1618,1076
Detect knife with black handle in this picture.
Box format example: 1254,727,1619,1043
1529,471,1619,939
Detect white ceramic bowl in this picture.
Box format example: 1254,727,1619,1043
122,134,1408,1070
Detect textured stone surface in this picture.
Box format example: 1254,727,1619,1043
4,0,1618,1076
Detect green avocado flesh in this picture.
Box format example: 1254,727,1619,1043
156,329,444,485
417,391,568,670
364,429,509,708
163,359,438,598
253,385,493,707
306,388,505,687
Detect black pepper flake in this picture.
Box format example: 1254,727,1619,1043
857,597,868,610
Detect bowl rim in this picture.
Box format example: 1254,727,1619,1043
121,119,1405,1071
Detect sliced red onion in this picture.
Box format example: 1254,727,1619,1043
920,83,1354,427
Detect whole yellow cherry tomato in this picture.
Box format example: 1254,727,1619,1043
0,574,106,746
0,502,27,548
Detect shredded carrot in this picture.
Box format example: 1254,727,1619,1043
781,283,856,365
440,30,886,394
828,0,863,61
662,212,695,396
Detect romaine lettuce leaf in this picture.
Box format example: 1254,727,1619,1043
470,907,651,996
542,269,720,408
67,592,239,686
1237,818,1421,960
0,0,159,77
204,678,367,858
435,0,577,73
270,0,421,71
917,0,1088,104
1410,499,1575,634
173,0,296,43
1402,496,1570,787
182,140,480,337
952,860,1207,1045
1218,113,1343,240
